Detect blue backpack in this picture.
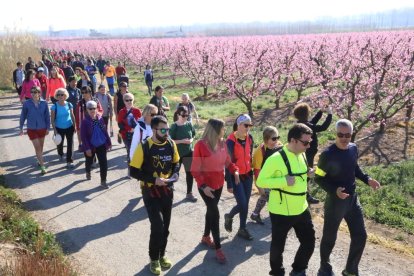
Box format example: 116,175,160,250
91,120,107,148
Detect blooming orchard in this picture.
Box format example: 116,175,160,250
42,31,414,139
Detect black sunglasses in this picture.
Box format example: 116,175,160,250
56,94,64,97
337,133,352,138
244,124,253,128
271,136,280,141
297,139,311,146
180,114,188,118
31,90,41,94
156,128,170,134
150,113,157,117
124,99,133,102
88,108,96,110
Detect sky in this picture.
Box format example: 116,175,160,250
3,0,414,31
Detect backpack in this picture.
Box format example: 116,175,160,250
271,148,309,201
260,144,283,169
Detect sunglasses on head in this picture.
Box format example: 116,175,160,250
271,136,280,141
297,139,311,146
124,99,133,102
337,132,352,138
156,128,170,134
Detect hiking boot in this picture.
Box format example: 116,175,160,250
224,213,233,232
201,235,215,249
307,193,320,204
40,166,47,175
149,260,161,275
186,193,198,202
215,248,226,264
237,228,253,240
250,213,265,225
86,172,91,180
101,180,109,189
317,268,336,276
290,270,307,276
341,270,357,276
159,256,172,269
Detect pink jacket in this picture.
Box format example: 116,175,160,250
20,79,41,100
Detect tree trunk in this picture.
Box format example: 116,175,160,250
379,121,386,134
296,89,302,102
203,86,208,97
246,101,254,118
406,101,413,122
275,98,280,109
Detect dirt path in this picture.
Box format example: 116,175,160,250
0,93,413,276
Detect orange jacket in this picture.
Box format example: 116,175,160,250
47,77,66,99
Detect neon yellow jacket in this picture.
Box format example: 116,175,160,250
256,145,308,216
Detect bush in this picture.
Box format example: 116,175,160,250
0,29,41,89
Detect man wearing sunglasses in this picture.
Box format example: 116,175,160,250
257,123,316,276
130,115,180,275
315,119,381,276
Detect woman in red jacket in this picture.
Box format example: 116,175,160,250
117,93,141,176
47,66,66,103
191,118,239,264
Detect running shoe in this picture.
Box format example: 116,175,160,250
159,256,172,269
101,180,109,189
307,193,320,204
250,213,265,225
341,270,356,276
237,228,253,240
224,213,233,232
186,193,198,202
215,248,226,264
149,260,161,275
200,235,215,248
40,166,47,175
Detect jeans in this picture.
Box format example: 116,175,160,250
106,76,115,95
84,144,107,181
269,209,315,276
228,174,253,229
143,188,173,260
146,81,153,96
180,151,194,194
320,193,367,275
199,186,223,249
56,125,75,163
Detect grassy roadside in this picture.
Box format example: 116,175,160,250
0,168,76,275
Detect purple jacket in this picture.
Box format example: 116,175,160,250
80,115,111,152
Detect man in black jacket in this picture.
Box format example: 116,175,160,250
315,119,381,276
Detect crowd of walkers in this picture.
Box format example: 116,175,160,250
16,53,382,276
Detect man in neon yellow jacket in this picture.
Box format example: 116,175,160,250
257,123,316,276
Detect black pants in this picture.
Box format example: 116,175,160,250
56,125,75,163
320,193,367,275
199,186,223,249
180,151,194,194
143,189,173,261
269,209,315,276
84,144,108,181
103,116,109,131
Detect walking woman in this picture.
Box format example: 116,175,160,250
47,66,66,103
80,101,112,188
249,126,283,225
129,104,158,160
20,69,41,103
19,86,50,174
224,114,254,240
50,88,76,168
76,69,94,95
117,93,142,176
96,84,114,132
191,118,240,264
170,106,197,202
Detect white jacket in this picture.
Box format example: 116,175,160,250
129,118,153,160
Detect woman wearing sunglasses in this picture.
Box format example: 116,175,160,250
170,106,197,202
47,66,66,103
50,88,76,168
19,86,50,175
250,126,284,225
224,114,255,240
129,104,158,161
80,101,112,188
117,93,142,177
293,102,332,204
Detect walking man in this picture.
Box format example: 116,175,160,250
130,115,180,275
257,123,316,276
315,119,381,276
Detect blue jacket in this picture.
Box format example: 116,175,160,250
20,99,50,130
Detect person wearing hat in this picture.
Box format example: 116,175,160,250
19,86,50,175
80,100,112,188
35,67,48,100
224,114,255,240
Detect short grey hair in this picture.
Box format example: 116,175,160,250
86,100,97,109
55,88,69,99
336,119,353,133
